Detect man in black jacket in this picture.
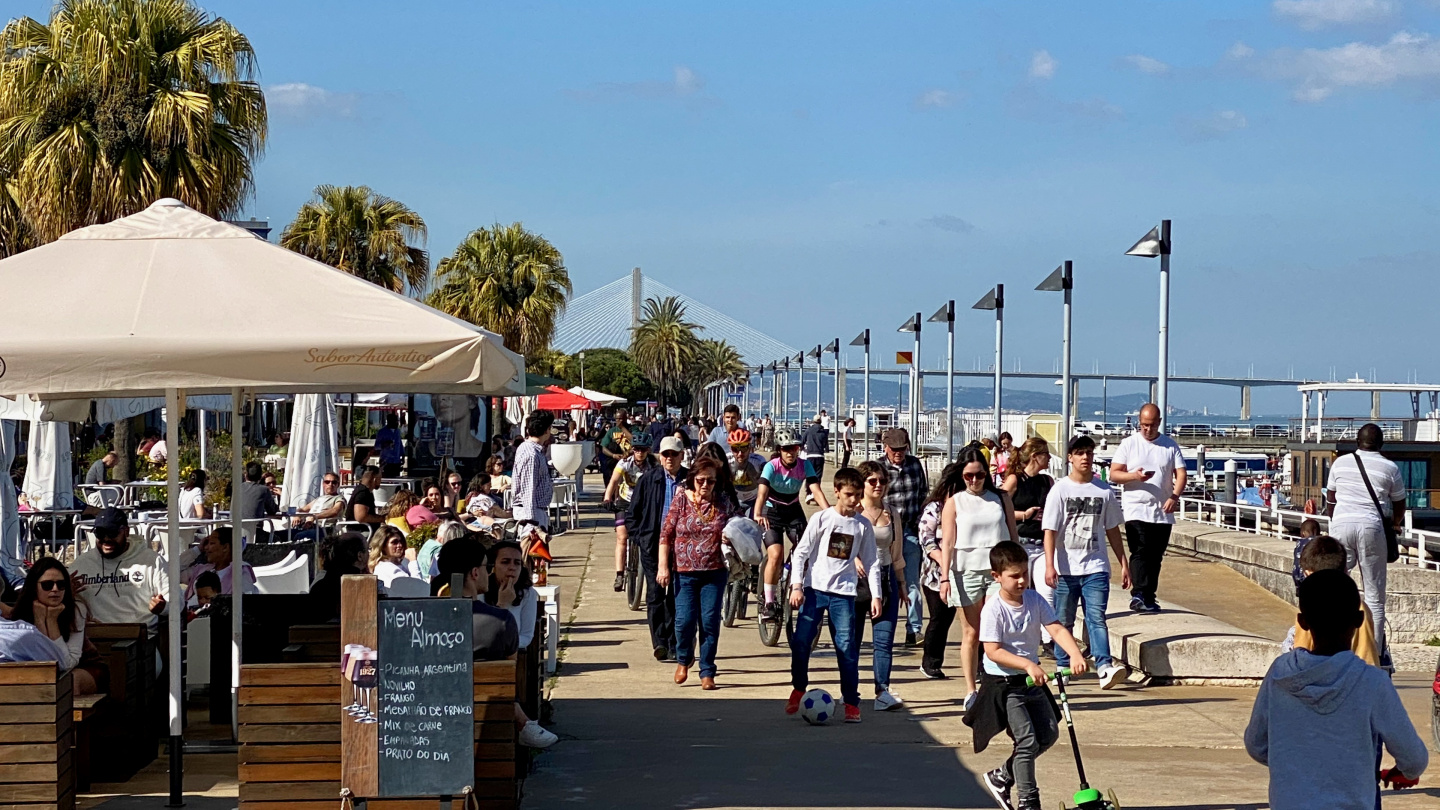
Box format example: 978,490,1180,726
626,436,689,661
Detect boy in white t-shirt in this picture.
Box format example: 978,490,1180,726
785,467,882,724
976,540,1088,810
1041,435,1130,691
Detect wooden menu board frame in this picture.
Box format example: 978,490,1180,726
339,575,475,806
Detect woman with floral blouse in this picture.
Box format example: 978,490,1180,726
658,455,739,690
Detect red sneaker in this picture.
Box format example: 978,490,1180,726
785,689,804,715
844,705,861,724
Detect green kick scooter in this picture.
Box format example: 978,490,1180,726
1028,668,1121,810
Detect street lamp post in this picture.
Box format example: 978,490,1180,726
1037,261,1072,460
1127,220,1172,427
928,300,956,458
795,351,806,428
973,285,1004,440
811,344,823,422
898,313,921,443
578,351,586,394
850,329,870,460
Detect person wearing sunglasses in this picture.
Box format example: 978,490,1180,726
5,557,102,694
939,445,1020,711
292,474,347,541
657,456,740,690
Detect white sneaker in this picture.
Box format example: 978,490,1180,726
1098,664,1125,690
873,690,904,711
519,720,558,749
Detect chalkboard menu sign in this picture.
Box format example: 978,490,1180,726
340,576,475,799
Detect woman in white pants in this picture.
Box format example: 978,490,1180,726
1001,437,1055,649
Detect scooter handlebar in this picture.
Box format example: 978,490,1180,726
1024,667,1073,687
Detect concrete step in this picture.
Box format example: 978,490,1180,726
1097,585,1281,685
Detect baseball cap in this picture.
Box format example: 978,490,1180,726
659,436,685,455
882,428,910,449
93,506,128,537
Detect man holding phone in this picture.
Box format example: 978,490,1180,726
1108,403,1186,613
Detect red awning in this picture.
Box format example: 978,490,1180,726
536,385,598,411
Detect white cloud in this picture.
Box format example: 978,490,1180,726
1124,54,1172,75
1006,84,1124,122
1266,31,1440,101
567,65,708,101
1177,109,1249,140
1030,50,1058,79
267,83,361,119
1227,41,1257,60
1273,0,1397,30
914,89,958,108
922,214,974,233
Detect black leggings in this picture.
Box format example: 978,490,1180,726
921,586,957,671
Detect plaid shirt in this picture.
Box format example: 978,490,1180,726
510,439,552,527
882,454,929,535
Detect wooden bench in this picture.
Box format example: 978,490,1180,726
280,624,340,663
70,694,106,793
0,662,75,810
237,660,518,810
85,623,159,782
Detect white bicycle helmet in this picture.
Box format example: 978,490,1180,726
774,428,801,447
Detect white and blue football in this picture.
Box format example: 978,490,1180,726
800,688,834,725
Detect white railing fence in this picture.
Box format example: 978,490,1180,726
1177,496,1440,572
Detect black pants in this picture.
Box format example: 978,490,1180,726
841,445,852,468
636,533,676,654
808,457,826,482
1125,520,1173,602
921,586,957,671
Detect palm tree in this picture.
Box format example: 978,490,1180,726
686,339,747,413
427,223,571,357
0,169,32,257
280,185,429,294
0,0,268,243
630,296,701,408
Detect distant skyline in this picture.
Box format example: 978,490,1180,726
12,0,1440,416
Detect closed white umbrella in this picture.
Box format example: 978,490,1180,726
21,420,74,511
282,393,340,510
0,420,21,584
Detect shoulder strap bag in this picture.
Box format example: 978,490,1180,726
1352,452,1401,563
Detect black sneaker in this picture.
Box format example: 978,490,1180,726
983,768,1014,810
1143,599,1162,613
613,572,625,592
905,629,917,647
1129,596,1146,612
1039,641,1055,660
760,601,780,621
921,665,947,680
653,645,669,662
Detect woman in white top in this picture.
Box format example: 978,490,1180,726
11,558,99,695
939,445,1019,708
179,469,209,519
485,540,537,648
369,525,422,588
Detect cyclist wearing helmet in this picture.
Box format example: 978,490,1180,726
709,404,742,447
754,428,830,620
727,428,767,512
604,432,655,591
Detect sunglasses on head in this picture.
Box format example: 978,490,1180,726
39,580,67,591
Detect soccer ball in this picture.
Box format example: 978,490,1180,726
800,688,834,725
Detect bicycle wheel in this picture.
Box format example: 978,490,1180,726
625,543,644,611
722,578,742,628
757,590,782,647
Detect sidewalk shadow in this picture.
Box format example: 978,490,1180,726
525,697,989,808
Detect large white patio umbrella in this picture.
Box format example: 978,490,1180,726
0,198,524,801
282,393,340,510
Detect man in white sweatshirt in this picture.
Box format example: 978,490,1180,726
1244,570,1426,810
70,507,169,632
784,467,882,725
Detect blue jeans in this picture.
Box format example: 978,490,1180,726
902,533,923,635
674,569,727,678
1051,571,1112,670
791,588,860,707
851,566,900,694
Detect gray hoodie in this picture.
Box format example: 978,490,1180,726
1245,649,1427,810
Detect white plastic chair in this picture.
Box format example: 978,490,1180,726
251,550,299,577
253,552,310,594
384,577,430,597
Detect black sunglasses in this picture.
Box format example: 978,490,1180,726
40,580,67,591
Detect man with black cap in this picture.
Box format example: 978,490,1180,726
880,428,928,646
70,507,169,630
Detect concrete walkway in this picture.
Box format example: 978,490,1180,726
528,488,1439,809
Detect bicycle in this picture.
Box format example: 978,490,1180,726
603,498,645,612
721,550,758,628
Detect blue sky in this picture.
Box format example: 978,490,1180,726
17,0,1440,414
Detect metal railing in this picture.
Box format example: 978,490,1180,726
1177,496,1440,571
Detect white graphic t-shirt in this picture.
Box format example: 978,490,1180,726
1041,476,1123,577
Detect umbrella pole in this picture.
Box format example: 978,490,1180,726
165,387,184,807
231,388,244,743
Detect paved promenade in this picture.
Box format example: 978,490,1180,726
528,488,1439,810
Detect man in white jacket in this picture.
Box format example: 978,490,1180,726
70,507,169,631
1244,570,1426,810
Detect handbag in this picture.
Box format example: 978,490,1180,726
1352,453,1400,563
